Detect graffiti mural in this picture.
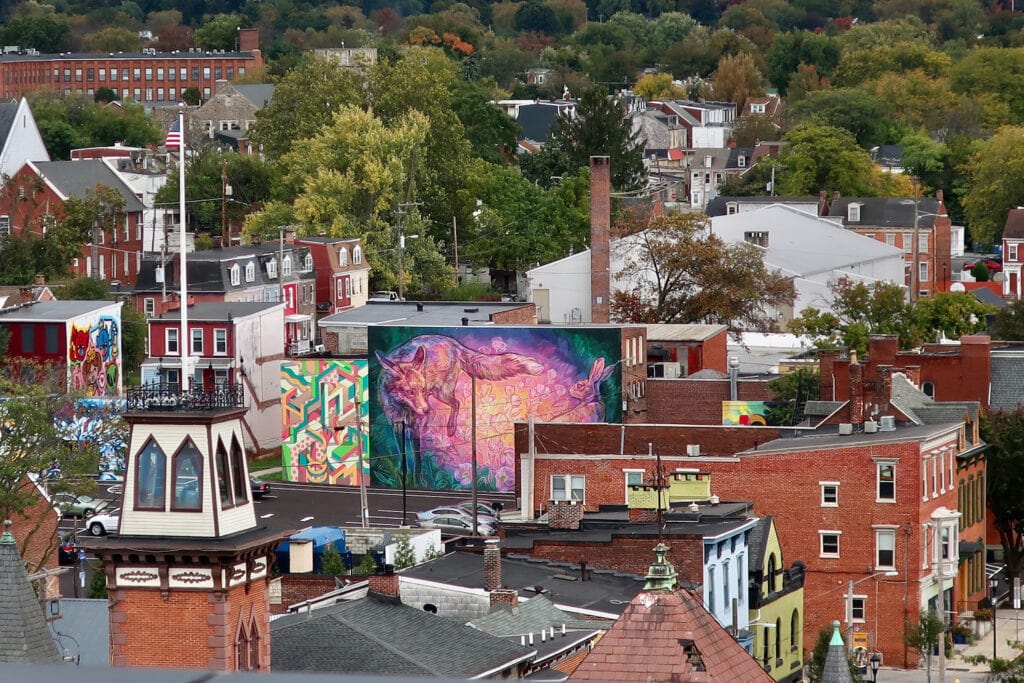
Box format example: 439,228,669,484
722,401,769,425
281,360,368,485
369,327,623,492
56,398,128,475
67,314,121,397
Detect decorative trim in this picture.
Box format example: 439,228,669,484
117,567,160,586
169,568,214,588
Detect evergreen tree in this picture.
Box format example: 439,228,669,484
394,534,416,569
320,543,346,575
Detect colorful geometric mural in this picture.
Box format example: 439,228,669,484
67,313,121,397
722,400,769,425
281,360,368,485
368,327,623,492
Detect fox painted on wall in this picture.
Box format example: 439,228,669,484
369,327,623,492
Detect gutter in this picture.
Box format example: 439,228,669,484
470,649,539,679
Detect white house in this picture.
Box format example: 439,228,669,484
527,204,906,327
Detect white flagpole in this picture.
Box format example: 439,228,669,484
178,109,190,393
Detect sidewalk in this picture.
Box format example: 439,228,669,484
949,608,1023,674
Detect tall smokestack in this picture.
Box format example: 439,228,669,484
590,156,611,323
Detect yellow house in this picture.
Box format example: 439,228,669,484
748,516,805,683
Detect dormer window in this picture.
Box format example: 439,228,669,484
267,259,277,279
283,255,292,276
848,203,861,222
750,102,766,114
738,155,746,168
303,253,313,272
244,262,255,282
338,248,348,267
353,246,362,264
230,264,240,286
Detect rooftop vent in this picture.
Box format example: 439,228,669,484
879,416,896,432
686,444,700,456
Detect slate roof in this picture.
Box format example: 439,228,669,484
746,516,772,570
133,244,312,294
271,593,536,676
705,195,822,217
973,286,1008,309
470,594,612,636
889,373,980,426
828,197,943,229
1003,208,1024,239
821,621,854,683
517,103,564,143
990,353,1024,411
401,551,645,617
0,521,60,664
154,301,281,322
0,100,18,145
570,587,773,682
34,160,145,212
233,84,275,108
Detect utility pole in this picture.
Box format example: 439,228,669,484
220,160,228,247
471,375,478,535
452,216,459,276
911,183,921,302
91,217,99,278
356,397,368,528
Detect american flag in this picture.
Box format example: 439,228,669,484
165,118,181,149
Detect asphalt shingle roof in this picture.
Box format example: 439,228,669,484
470,594,612,636
233,84,275,108
0,522,60,664
990,354,1024,411
34,160,145,212
271,593,535,676
828,197,943,229
0,100,18,146
1004,209,1024,240
0,300,116,322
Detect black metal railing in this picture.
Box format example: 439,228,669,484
126,382,245,413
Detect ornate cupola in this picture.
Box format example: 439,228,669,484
88,381,291,671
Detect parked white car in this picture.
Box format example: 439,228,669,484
87,508,120,536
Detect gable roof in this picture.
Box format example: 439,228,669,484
889,373,979,426
470,593,612,636
570,586,773,682
0,521,60,664
0,100,19,146
1004,208,1024,239
746,515,772,570
233,84,275,108
828,197,943,229
271,593,535,676
516,103,564,143
32,160,145,212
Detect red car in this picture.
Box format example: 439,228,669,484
963,258,1002,273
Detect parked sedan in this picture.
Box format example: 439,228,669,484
413,515,494,536
963,257,1003,273
57,532,80,566
87,509,120,536
250,476,271,500
457,501,501,521
53,493,108,518
415,506,476,524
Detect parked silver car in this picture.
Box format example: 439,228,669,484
413,515,494,536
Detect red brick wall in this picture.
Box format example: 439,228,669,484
701,330,729,374
274,574,339,614
111,580,270,670
10,479,60,575
590,157,611,324
491,304,538,325
647,378,775,424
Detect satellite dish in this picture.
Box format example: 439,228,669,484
950,282,966,293
994,272,1006,282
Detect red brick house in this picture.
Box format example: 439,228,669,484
1,160,147,285
1001,208,1024,300
293,236,371,318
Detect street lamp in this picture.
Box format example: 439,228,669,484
870,652,881,682
991,577,1000,660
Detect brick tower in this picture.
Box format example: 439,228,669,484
89,383,289,671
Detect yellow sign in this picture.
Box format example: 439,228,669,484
852,632,870,649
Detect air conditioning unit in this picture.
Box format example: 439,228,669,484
686,444,700,456
647,362,681,379
864,420,878,433
838,423,853,436
879,416,896,432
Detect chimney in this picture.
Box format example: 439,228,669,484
33,274,45,286
483,538,501,591
590,156,611,324
238,27,260,52
489,588,519,610
284,227,296,244
549,500,584,529
368,565,400,598
877,365,893,404
904,365,921,387
936,189,944,203
849,361,864,424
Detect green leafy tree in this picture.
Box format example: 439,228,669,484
993,300,1024,341
911,292,993,343
84,27,141,52
194,14,245,51
28,92,160,160
765,369,819,426
776,122,882,197
451,79,520,165
804,623,864,683
610,212,795,331
357,553,377,575
788,277,915,356
950,48,1024,126
963,127,1024,248
526,87,645,191
320,543,346,575
0,16,71,53
87,563,108,599
971,262,990,282
765,30,840,95
732,115,779,147
786,89,894,149
982,410,1024,585
94,87,118,103
181,88,201,106
905,610,947,666
394,534,416,569
515,1,559,34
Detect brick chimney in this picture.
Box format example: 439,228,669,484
849,359,864,424
877,365,893,405
33,274,45,286
549,500,584,530
489,588,519,610
590,156,611,324
483,538,501,592
238,27,260,52
368,565,400,598
868,335,898,366
904,365,921,387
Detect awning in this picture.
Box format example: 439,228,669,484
285,314,311,323
959,540,983,555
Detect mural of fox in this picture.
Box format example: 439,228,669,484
375,334,544,437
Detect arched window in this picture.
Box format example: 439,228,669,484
774,617,782,660
922,381,935,398
282,255,292,276
231,436,247,503
338,248,348,267
303,253,313,272
267,259,277,279
767,553,778,593
352,246,362,264
790,609,800,652
171,439,203,511
761,623,770,666
230,264,240,286
216,439,232,508
135,439,166,510
244,262,255,282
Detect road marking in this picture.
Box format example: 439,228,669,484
300,516,315,522
260,513,274,519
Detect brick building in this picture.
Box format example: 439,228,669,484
1,160,146,285
293,236,371,318
0,29,263,103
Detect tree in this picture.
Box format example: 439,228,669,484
194,14,245,51
804,622,864,683
94,87,118,103
788,277,915,356
611,212,795,331
451,79,520,165
394,533,416,569
320,543,346,575
181,88,201,106
533,87,646,191
0,16,71,54
765,30,840,95
776,122,881,197
963,127,1024,248
982,410,1024,590
905,610,946,672
993,300,1024,341
710,52,765,111
84,27,140,52
87,562,108,598
765,368,819,426
732,115,779,147
911,292,992,343
634,73,687,99
515,1,559,34
951,48,1024,126
786,88,893,149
